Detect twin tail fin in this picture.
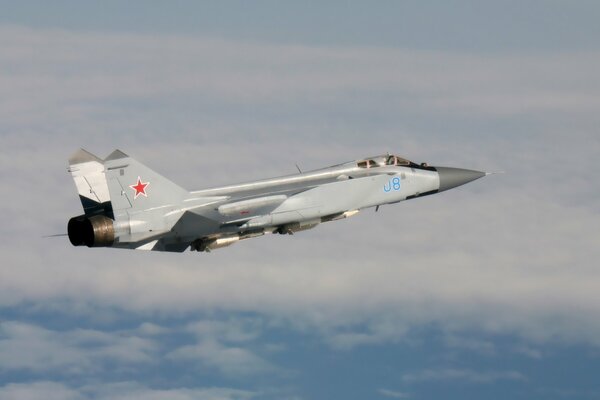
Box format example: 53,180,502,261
68,148,190,219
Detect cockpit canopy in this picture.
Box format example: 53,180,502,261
356,154,413,168
386,155,412,166
356,159,380,168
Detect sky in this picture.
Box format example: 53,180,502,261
1,1,600,399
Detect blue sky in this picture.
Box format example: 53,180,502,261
1,2,600,399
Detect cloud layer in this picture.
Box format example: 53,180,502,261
1,25,599,341
0,24,599,399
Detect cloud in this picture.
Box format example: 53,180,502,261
167,340,274,377
1,25,600,142
136,322,170,336
0,381,83,400
0,381,256,400
513,345,543,360
0,321,156,374
0,25,599,354
443,334,496,356
378,388,410,398
185,318,263,343
0,317,281,380
85,382,257,400
167,318,276,377
325,318,409,350
0,20,599,400
402,368,527,384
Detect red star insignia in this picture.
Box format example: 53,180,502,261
129,176,149,199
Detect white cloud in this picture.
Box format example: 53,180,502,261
443,335,496,356
513,345,543,360
0,381,83,400
0,318,279,379
0,381,256,400
84,382,257,400
167,340,274,377
1,25,599,141
185,318,263,343
166,318,276,377
0,321,156,373
378,388,410,398
325,318,409,350
0,25,599,353
136,322,170,336
402,368,526,384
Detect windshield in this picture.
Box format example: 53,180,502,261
386,155,411,166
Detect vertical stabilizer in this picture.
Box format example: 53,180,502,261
103,150,190,220
68,148,112,217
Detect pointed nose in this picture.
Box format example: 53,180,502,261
436,167,486,192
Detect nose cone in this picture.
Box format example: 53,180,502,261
436,167,486,192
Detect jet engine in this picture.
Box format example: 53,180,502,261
68,214,115,247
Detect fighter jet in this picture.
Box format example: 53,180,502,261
67,149,490,252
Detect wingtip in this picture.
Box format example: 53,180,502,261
485,171,505,176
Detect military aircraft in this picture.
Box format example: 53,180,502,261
67,149,490,252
